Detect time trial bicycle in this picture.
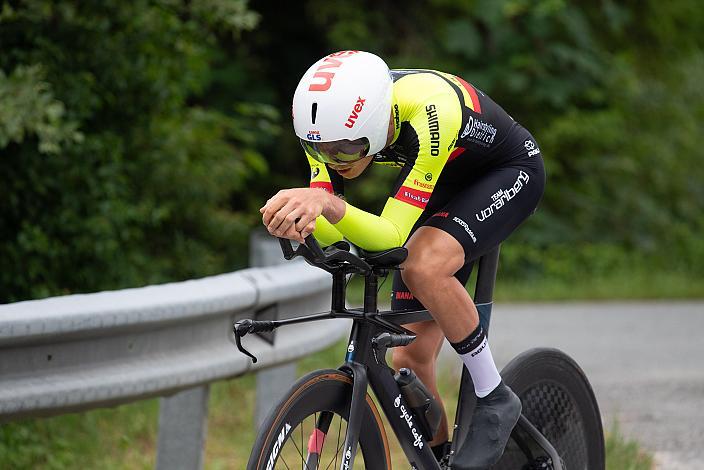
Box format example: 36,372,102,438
234,236,604,469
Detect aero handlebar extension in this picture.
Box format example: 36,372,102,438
278,235,372,275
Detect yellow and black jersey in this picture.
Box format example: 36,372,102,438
308,69,521,251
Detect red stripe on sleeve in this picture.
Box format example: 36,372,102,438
310,181,333,193
455,76,482,114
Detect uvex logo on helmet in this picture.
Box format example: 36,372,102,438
308,51,360,92
345,97,366,128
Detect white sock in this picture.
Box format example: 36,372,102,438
451,325,502,398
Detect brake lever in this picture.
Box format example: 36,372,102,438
233,319,258,363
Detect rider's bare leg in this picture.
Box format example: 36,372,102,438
392,225,489,447
401,226,501,395
400,226,520,469
401,226,478,341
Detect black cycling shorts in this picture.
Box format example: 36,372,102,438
391,125,545,312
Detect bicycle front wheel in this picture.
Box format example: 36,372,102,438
247,369,391,470
495,348,605,470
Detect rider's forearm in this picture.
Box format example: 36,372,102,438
332,198,423,251
333,201,406,251
312,215,344,246
321,190,346,224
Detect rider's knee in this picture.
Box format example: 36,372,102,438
401,250,428,285
401,250,443,291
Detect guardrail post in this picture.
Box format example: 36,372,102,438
156,385,210,470
250,230,298,427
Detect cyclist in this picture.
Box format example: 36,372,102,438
261,50,545,469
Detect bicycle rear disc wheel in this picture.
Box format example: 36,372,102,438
247,369,391,470
495,348,605,470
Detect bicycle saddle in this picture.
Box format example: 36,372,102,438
358,247,408,268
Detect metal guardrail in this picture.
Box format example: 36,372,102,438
0,234,350,468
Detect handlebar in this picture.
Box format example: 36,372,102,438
278,235,372,275
233,235,378,362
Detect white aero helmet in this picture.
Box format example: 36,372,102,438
293,50,393,164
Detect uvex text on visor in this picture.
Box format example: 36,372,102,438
300,137,370,165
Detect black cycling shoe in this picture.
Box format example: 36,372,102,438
452,381,522,470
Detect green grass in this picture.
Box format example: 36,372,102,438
0,400,159,469
204,374,257,469
495,269,704,301
605,422,654,470
1,340,654,469
345,267,704,305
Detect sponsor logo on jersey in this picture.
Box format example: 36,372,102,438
396,186,431,209
460,116,497,146
475,171,530,222
395,291,415,300
310,166,320,179
432,211,449,218
307,130,322,141
393,103,400,130
412,179,434,190
524,139,541,157
344,97,366,128
452,217,477,242
308,51,360,92
426,104,440,156
424,172,432,181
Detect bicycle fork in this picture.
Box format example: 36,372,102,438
337,361,368,470
345,326,441,469
302,362,368,470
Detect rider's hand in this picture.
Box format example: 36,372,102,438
260,188,328,243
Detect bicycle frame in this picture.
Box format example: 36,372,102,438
333,245,561,469
335,272,440,468
326,247,501,469
236,239,564,469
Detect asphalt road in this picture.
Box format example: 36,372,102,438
436,301,704,469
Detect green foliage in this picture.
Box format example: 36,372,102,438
1,1,702,302
187,0,259,35
0,0,276,302
0,65,82,153
288,0,704,280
